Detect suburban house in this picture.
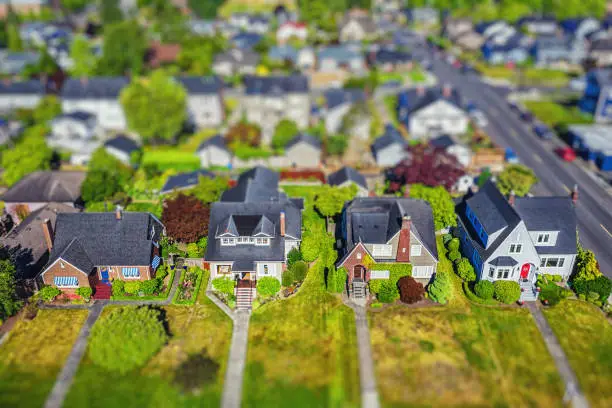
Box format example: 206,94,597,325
517,16,559,36
317,46,366,73
0,51,40,76
578,68,612,121
39,210,165,298
531,35,571,67
367,48,412,71
296,47,316,70
188,19,217,36
160,169,215,195
455,181,578,302
268,45,299,67
284,133,322,168
561,17,601,40
589,38,612,67
60,77,129,130
405,7,439,26
0,171,86,224
566,124,612,170
475,20,515,40
197,134,232,168
338,11,377,43
0,203,78,296
229,13,270,34
397,86,469,138
103,135,141,165
453,30,484,52
444,18,474,41
230,32,263,50
177,76,224,128
276,22,308,44
212,49,260,77
327,166,369,197
241,75,310,145
0,80,44,112
429,134,472,168
48,111,102,165
481,34,532,65
146,42,181,69
206,167,303,309
0,0,46,17
323,88,367,135
336,197,438,298
371,125,408,168
393,29,426,49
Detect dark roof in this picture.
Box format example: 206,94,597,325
197,134,228,152
176,76,222,94
401,87,463,114
324,88,366,110
45,212,164,274
369,49,412,65
221,167,289,203
0,203,78,280
54,111,96,122
591,38,612,51
371,125,407,156
237,166,279,188
429,135,455,149
327,167,367,190
341,197,438,261
285,133,321,150
243,74,309,95
465,181,519,236
160,170,215,194
104,135,140,154
0,80,45,95
514,197,577,255
489,256,518,267
60,77,129,99
0,171,86,203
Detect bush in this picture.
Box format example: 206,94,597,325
300,231,321,262
282,268,295,287
398,276,425,304
572,276,612,303
333,266,347,293
539,284,563,306
455,258,476,282
448,250,461,263
493,281,521,304
124,281,141,295
369,263,412,294
89,306,168,374
112,280,125,296
287,247,303,267
140,279,159,295
186,243,201,258
291,261,308,282
442,233,453,245
446,237,460,252
428,272,453,304
474,280,494,299
257,276,280,297
156,265,168,281
76,287,93,301
39,286,61,302
377,279,399,303
212,277,235,295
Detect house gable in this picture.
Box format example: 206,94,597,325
412,99,466,119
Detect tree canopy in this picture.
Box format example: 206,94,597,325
188,0,223,18
81,148,133,203
69,35,98,77
120,70,187,143
407,184,457,231
314,184,358,221
1,125,52,186
32,95,62,124
0,259,20,320
226,121,262,147
573,246,602,282
185,175,229,203
100,0,124,25
97,20,145,76
162,194,210,243
177,34,226,75
496,164,538,197
271,119,299,150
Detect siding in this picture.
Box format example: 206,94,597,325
42,259,91,294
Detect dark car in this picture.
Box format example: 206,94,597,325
533,123,554,140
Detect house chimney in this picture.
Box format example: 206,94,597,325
280,210,286,237
115,205,123,220
368,190,376,197
417,85,425,96
508,190,516,206
403,185,410,197
396,215,411,262
443,84,452,97
571,184,578,205
80,76,88,86
41,218,53,251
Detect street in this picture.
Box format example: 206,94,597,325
429,58,612,278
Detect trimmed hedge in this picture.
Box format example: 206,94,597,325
291,261,308,282
327,266,347,293
212,277,235,295
493,281,521,304
474,280,494,299
257,277,281,297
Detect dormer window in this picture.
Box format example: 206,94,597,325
537,233,550,244
255,238,270,246
221,238,236,246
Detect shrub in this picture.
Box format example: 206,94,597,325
291,261,308,282
287,247,303,267
282,268,295,287
446,238,460,252
124,281,141,295
89,306,168,373
539,284,562,306
474,280,494,299
587,291,601,303
300,231,320,262
333,266,347,293
212,277,235,295
156,265,168,281
39,286,61,302
76,287,93,301
369,263,412,294
442,233,453,245
572,276,612,303
186,243,201,258
257,276,280,297
140,279,159,295
112,280,125,296
428,272,453,304
398,276,425,304
448,250,461,263
455,258,476,282
493,281,521,304
377,279,399,303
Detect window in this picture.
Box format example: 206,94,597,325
509,244,522,254
122,267,140,278
54,276,78,288
558,258,564,267
540,258,546,268
537,233,550,244
217,265,231,274
410,245,422,256
221,238,235,246
356,252,362,260
546,258,559,267
370,270,390,279
489,267,495,278
263,265,269,275
372,244,392,258
503,269,510,279
255,238,270,246
60,261,65,269
150,225,155,240
496,268,510,279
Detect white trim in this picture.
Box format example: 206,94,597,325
40,257,88,280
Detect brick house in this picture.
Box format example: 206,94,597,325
39,209,165,297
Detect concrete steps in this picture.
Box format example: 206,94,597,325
236,288,253,310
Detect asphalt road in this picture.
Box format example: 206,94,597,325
429,57,612,278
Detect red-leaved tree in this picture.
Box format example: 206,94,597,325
398,276,425,304
386,144,465,192
162,194,210,243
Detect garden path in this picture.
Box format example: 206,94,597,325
220,310,250,408
526,302,590,408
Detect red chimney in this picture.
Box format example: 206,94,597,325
368,190,376,197
571,184,578,205
403,185,410,197
280,211,286,237
508,190,516,206
443,84,452,97
396,216,411,262
41,218,53,252
417,85,425,96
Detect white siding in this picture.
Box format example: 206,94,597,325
256,262,283,281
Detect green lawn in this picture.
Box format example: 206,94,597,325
475,63,572,87
141,148,201,172
523,100,593,128
64,275,232,408
0,309,88,408
543,300,612,408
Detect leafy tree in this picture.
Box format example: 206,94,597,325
477,167,492,187
301,231,321,262
333,266,347,293
162,194,210,243
226,121,262,147
474,280,494,299
186,175,228,203
408,184,457,231
97,20,145,76
32,95,61,124
287,248,303,267
496,164,538,197
0,260,20,319
455,258,476,282
327,134,349,156
89,306,168,373
22,49,59,79
446,238,460,252
448,250,461,263
100,0,124,25
428,271,453,304
314,184,358,224
7,23,22,51
62,0,88,11
282,268,295,287
290,261,308,282
572,246,602,282
120,70,187,143
398,276,425,304
257,277,281,297
188,0,223,18
493,281,521,304
69,35,98,77
38,286,61,302
572,276,612,303
1,126,52,186
81,148,133,203
177,34,226,75
272,119,299,149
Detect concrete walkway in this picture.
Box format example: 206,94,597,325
44,302,103,408
221,310,250,408
526,302,590,408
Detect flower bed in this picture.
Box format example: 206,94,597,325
172,267,204,305
110,267,175,301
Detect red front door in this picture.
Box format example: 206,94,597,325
520,264,530,279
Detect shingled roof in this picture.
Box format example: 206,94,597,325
61,77,129,99
160,170,215,195
0,171,86,203
327,166,367,190
243,74,309,95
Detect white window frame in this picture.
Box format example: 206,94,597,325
372,244,392,258
509,243,522,254
221,238,236,246
489,267,494,278
410,244,422,256
356,252,362,260
370,270,390,279
537,233,550,244
54,277,79,288
255,238,270,246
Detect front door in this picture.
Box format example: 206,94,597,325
100,268,110,282
520,263,531,280
353,265,364,281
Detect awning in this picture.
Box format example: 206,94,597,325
122,267,140,278
54,276,78,287
151,256,161,269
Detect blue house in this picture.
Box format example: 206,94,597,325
230,33,262,50
268,45,298,65
578,68,612,120
531,35,571,67
481,34,531,65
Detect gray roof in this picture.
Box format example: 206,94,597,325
54,111,96,122
243,74,309,95
489,256,518,267
60,77,129,99
341,197,438,261
285,133,321,150
0,203,78,280
0,171,86,203
403,87,463,115
45,212,164,274
0,80,45,95
214,49,260,66
465,182,518,236
176,76,222,94
325,88,366,110
514,197,577,255
237,166,279,189
160,170,215,195
197,134,228,152
327,167,367,190
371,125,407,156
104,135,140,155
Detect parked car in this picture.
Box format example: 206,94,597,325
555,147,577,162
520,109,534,123
505,148,519,163
533,123,554,140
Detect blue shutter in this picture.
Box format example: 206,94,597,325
151,256,161,269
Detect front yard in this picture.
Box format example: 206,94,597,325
522,100,593,128
475,63,573,87
0,309,88,408
543,300,612,408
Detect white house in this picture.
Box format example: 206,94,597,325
104,135,140,165
296,47,316,70
0,80,44,112
323,88,367,135
276,22,308,44
48,111,102,165
284,134,322,168
212,49,259,77
197,134,232,168
177,76,224,128
371,125,408,168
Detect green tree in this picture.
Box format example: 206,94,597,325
496,164,538,197
187,175,228,203
120,70,187,143
271,119,299,150
100,0,124,25
455,258,476,282
63,0,88,11
408,184,457,230
1,126,52,186
89,306,168,373
314,185,357,224
573,246,602,282
177,34,226,75
7,23,22,51
257,276,281,297
188,0,223,18
22,49,59,79
327,134,349,156
97,20,145,76
0,260,20,319
81,148,133,203
301,231,322,262
428,271,453,304
32,95,61,124
69,35,98,77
